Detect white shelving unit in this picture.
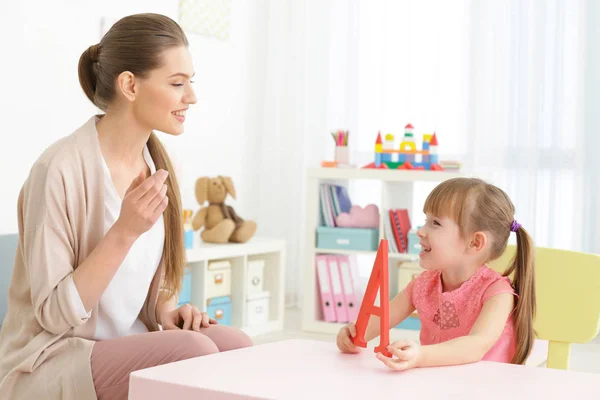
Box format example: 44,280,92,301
186,237,285,337
302,167,462,337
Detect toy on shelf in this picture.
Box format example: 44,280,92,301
352,239,392,357
335,204,380,229
183,209,194,249
192,176,257,244
321,130,352,168
363,123,445,171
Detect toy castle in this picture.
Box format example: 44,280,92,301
363,124,444,171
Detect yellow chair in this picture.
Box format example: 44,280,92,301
488,245,600,370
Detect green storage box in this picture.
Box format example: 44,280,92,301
316,227,379,251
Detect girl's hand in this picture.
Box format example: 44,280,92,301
376,339,420,371
160,304,218,331
113,169,169,243
336,322,361,354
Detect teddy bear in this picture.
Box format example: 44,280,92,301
191,176,257,244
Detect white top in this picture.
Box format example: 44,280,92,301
67,145,165,340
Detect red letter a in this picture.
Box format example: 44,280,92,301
352,240,391,357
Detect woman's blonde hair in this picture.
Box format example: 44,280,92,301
424,178,535,365
78,13,188,298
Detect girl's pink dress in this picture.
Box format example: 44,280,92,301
405,265,517,362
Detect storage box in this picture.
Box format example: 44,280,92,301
206,260,232,298
207,295,232,326
407,229,421,255
178,267,192,306
247,259,265,295
246,291,270,327
316,227,379,251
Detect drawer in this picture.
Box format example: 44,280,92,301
207,295,232,326
246,291,270,327
316,227,379,251
178,267,192,306
206,260,232,298
247,259,265,295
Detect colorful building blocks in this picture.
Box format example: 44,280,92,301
363,124,445,171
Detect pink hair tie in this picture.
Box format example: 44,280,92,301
510,220,521,232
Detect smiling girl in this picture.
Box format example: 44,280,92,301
337,178,535,371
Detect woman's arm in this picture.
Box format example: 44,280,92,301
71,226,136,311
73,170,169,311
156,291,177,324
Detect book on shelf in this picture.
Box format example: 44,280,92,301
385,208,412,253
319,184,352,227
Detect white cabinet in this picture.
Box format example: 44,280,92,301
186,238,285,337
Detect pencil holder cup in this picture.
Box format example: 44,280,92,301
334,146,349,165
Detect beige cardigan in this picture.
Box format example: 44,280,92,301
0,116,164,399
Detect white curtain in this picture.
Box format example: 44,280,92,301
243,1,335,307
244,0,598,306
467,0,596,253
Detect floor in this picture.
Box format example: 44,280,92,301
254,308,600,374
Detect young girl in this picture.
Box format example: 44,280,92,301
337,177,535,370
0,13,251,400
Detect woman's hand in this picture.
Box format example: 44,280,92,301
113,169,169,243
160,303,218,331
376,339,420,371
336,322,361,354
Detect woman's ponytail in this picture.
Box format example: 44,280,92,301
78,44,100,108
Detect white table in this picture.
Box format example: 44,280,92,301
129,339,600,399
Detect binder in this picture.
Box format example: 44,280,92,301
337,255,359,322
326,256,348,323
315,255,337,322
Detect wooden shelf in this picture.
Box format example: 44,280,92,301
314,248,419,262
186,238,285,263
307,167,462,182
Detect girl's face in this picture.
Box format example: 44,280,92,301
133,46,197,135
417,213,469,270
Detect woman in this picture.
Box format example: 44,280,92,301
0,13,252,400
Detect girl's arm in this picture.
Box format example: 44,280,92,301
364,290,416,342
415,293,514,367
